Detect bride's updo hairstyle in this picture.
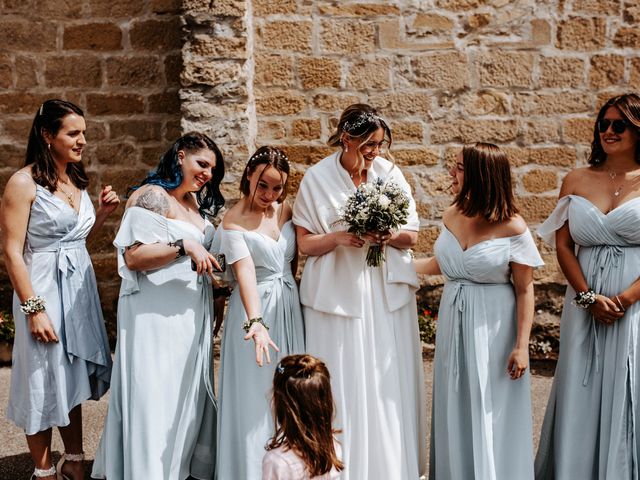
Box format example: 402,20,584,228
328,104,393,171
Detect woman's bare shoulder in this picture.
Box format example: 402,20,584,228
126,184,171,215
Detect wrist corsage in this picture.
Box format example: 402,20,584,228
573,289,597,309
242,316,268,333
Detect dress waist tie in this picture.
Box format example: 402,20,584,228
582,245,624,386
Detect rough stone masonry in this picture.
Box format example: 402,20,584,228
1,0,639,343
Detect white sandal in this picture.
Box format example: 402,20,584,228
55,452,84,480
30,465,56,479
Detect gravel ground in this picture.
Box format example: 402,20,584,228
0,356,554,479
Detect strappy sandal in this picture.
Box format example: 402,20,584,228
55,452,84,480
30,465,56,479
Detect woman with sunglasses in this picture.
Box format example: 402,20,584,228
293,104,426,479
535,93,640,479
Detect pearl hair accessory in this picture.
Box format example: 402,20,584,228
250,150,288,162
343,112,381,134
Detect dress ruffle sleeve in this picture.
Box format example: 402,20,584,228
537,196,571,248
219,229,251,264
113,206,170,295
509,229,545,267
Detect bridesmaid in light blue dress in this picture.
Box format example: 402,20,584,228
0,100,118,480
92,132,225,480
215,146,305,480
535,94,640,479
416,143,543,480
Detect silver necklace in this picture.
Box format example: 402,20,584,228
607,169,640,197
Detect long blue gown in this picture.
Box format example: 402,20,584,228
536,195,640,479
92,207,216,480
430,226,543,480
215,221,305,479
7,183,111,435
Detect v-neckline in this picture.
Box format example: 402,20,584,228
244,220,292,243
39,184,82,215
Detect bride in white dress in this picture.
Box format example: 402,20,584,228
293,104,427,479
92,132,225,480
415,143,543,480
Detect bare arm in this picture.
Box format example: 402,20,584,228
506,262,534,380
296,226,365,256
123,186,219,274
387,229,418,249
0,173,58,342
232,256,279,366
414,257,441,275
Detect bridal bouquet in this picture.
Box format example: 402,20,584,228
337,177,410,267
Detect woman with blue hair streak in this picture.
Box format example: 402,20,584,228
92,132,225,480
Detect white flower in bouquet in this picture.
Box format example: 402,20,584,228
378,194,391,209
334,177,410,266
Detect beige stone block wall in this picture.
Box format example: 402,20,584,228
181,0,639,319
0,0,183,336
1,0,640,329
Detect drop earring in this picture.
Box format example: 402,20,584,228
344,144,348,153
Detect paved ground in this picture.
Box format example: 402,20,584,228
0,356,555,479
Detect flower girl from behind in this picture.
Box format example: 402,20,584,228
263,354,344,480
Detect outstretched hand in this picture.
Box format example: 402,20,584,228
244,322,279,367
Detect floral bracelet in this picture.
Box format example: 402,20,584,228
242,316,268,333
573,289,597,309
20,295,46,315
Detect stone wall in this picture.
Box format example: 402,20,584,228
0,0,183,339
1,0,639,339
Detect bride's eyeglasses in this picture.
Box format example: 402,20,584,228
598,118,629,134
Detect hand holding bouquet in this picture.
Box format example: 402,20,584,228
336,177,410,266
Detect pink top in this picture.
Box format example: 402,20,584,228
262,443,342,480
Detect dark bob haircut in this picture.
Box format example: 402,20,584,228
133,132,225,217
588,93,640,165
453,142,518,223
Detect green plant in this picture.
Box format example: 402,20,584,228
418,307,438,344
0,312,15,343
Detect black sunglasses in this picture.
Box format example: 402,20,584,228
598,118,629,134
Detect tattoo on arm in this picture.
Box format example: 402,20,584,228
133,188,170,215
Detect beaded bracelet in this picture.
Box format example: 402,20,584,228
573,289,597,309
242,316,268,333
20,295,46,315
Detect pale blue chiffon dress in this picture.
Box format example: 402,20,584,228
7,183,112,435
430,226,543,480
92,207,216,480
214,221,305,480
535,195,640,479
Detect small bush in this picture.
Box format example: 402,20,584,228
0,312,15,343
418,306,438,344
